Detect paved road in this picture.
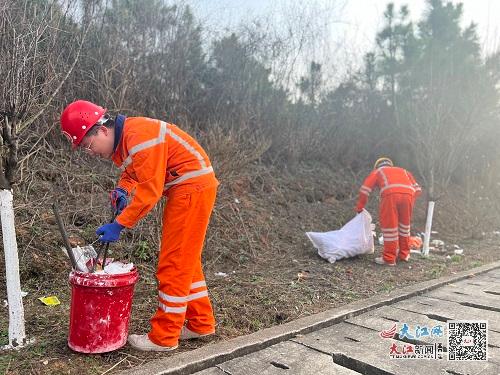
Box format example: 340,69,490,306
194,268,500,375
118,262,500,375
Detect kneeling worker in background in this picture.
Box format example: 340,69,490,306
355,157,421,266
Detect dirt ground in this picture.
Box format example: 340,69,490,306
1,160,500,374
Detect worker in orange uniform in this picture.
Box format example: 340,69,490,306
355,157,421,266
60,100,218,351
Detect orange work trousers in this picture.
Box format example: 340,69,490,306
148,185,217,347
379,192,414,263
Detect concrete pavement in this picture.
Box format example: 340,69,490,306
118,260,500,375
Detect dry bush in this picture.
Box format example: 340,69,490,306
202,123,271,182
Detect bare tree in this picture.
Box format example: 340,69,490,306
0,0,88,348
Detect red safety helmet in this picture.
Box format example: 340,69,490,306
60,100,107,148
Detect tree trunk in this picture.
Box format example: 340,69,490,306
0,189,26,348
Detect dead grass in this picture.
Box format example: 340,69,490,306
1,152,500,374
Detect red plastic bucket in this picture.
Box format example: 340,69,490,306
68,268,139,353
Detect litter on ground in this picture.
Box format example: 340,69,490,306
38,296,61,306
431,239,445,248
409,236,423,250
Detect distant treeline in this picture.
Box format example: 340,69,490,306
0,0,499,196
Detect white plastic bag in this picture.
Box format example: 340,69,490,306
306,209,375,263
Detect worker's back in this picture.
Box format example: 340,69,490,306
113,117,217,195
374,166,418,197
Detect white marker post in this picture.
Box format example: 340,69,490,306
422,200,435,257
0,189,26,349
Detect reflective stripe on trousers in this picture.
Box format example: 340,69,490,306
379,193,414,263
148,186,217,347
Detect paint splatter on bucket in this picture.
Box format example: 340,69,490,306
67,268,139,353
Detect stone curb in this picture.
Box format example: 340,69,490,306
118,260,500,375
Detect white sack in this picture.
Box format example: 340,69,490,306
306,209,375,263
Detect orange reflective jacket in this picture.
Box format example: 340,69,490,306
356,166,421,211
112,117,218,228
